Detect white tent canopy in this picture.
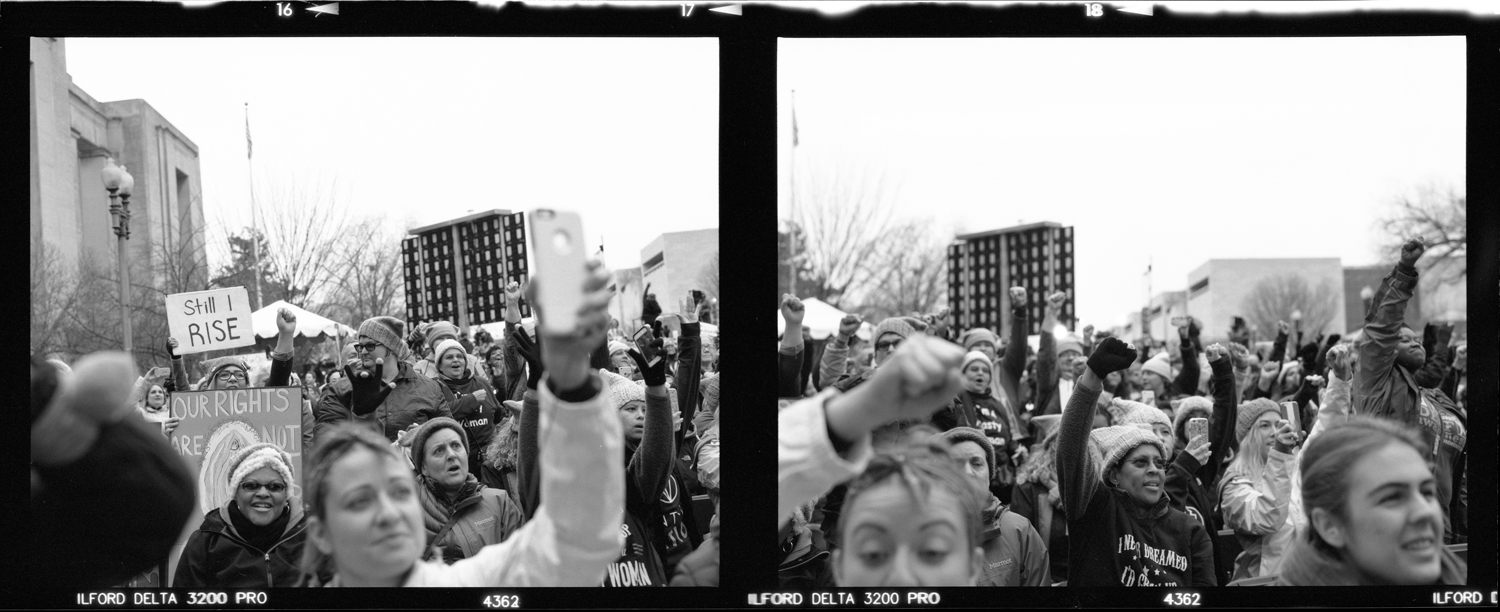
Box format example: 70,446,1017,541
251,300,356,342
776,297,873,341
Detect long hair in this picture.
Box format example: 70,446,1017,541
1299,417,1431,558
841,437,984,551
1225,426,1273,486
296,424,410,587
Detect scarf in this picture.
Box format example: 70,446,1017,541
228,500,292,554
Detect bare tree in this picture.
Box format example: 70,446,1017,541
132,205,214,370
210,174,353,311
860,223,948,321
1242,274,1339,342
1376,182,1465,285
696,252,720,301
787,156,911,309
322,217,406,326
30,237,89,358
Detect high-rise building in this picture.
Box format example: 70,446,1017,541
947,222,1075,335
402,210,530,329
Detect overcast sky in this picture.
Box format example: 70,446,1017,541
66,37,718,274
778,36,1465,329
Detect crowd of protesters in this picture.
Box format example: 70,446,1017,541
32,246,723,589
778,238,1467,587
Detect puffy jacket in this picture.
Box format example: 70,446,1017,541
173,503,306,588
314,361,452,442
418,475,524,564
1219,448,1299,581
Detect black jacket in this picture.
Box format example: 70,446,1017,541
173,503,306,588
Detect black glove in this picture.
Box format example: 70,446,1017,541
347,363,392,416
511,326,544,390
164,339,177,360
642,283,662,327
1087,337,1138,377
625,348,667,387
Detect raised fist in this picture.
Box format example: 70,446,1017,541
1277,320,1290,335
1261,360,1281,380
780,294,805,328
1204,343,1229,363
1046,291,1066,310
832,335,967,430
1327,344,1353,380
1228,342,1250,369
1400,238,1426,266
1009,287,1027,305
1305,375,1325,388
1086,337,1139,378
504,281,522,301
277,307,297,337
838,313,862,339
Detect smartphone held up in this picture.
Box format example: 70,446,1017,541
529,209,588,335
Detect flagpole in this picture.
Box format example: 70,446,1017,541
246,103,263,311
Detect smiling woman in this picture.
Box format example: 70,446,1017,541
174,443,307,588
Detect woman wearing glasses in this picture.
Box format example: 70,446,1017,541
1056,337,1216,587
315,316,452,443
174,443,310,587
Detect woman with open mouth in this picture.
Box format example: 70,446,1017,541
1056,337,1216,587
174,443,308,587
408,417,523,564
430,338,501,486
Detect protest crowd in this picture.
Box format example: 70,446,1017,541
778,238,1468,587
31,245,723,589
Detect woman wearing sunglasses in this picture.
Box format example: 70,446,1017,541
174,443,310,587
315,316,452,443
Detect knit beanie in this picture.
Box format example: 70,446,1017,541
1107,398,1172,431
939,427,995,482
409,417,469,461
1090,425,1167,478
962,351,993,373
203,356,250,386
226,443,295,498
961,328,999,352
1172,395,1214,440
1236,398,1284,444
873,317,927,344
358,316,407,358
607,340,631,358
600,369,645,410
1056,334,1084,357
1141,351,1173,383
432,339,469,376
424,321,460,348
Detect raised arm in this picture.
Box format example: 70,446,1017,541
624,343,674,506
779,295,807,398
1202,343,1236,485
1172,319,1201,396
166,338,191,391
820,314,862,391
1355,240,1423,419
1034,292,1064,415
1057,338,1136,519
1001,287,1029,379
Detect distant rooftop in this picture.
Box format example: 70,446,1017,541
955,221,1064,242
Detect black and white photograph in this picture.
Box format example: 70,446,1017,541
775,36,1472,589
29,35,723,592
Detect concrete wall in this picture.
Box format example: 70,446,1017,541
1188,259,1346,344
640,228,718,317
31,37,205,292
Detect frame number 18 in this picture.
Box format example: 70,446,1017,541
1085,3,1103,17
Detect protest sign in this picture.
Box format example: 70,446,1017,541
166,387,305,517
165,287,255,355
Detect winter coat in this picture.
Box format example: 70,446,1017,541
324,376,624,587
173,502,306,588
1354,261,1423,431
669,512,719,586
1058,382,1217,587
1273,534,1466,586
779,388,874,526
418,474,524,564
1218,448,1299,581
977,496,1051,586
1414,387,1467,542
314,360,452,442
1162,358,1236,571
779,343,810,398
435,369,501,477
1011,480,1067,584
934,389,1017,491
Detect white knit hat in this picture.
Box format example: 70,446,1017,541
600,368,645,410
1140,351,1173,383
1107,398,1172,431
962,350,993,372
226,443,295,497
1089,425,1166,477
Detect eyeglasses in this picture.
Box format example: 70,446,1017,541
217,370,248,382
1127,457,1168,470
240,481,287,493
875,339,903,352
353,341,381,353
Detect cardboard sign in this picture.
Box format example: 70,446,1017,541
165,287,255,355
166,387,305,517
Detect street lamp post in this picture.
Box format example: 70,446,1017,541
102,158,135,355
